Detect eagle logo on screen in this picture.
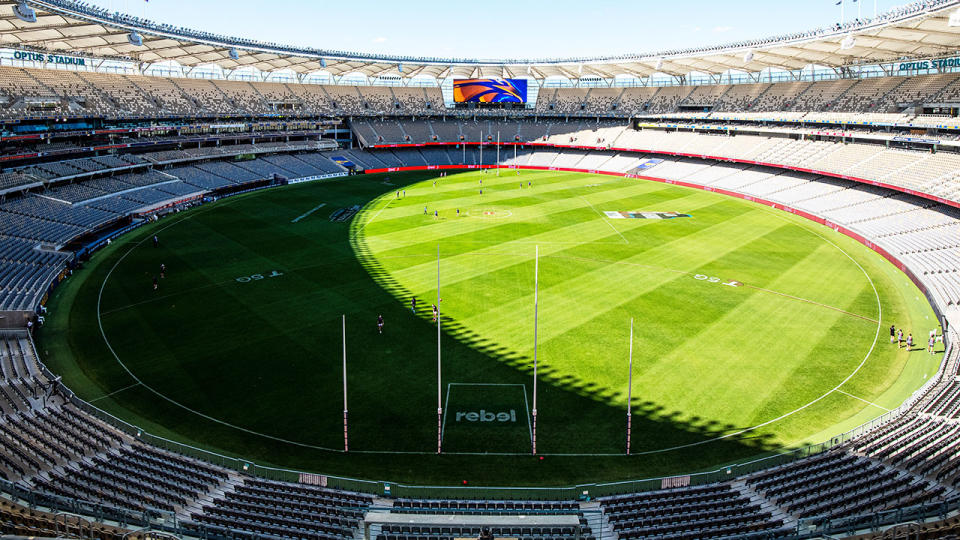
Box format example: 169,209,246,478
454,78,527,103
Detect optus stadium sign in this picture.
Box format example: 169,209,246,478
12,50,87,66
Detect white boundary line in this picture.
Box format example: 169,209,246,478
522,384,533,444
88,381,141,403
351,198,391,239
291,202,326,223
89,174,890,458
440,383,533,452
440,383,452,443
632,208,883,455
836,388,892,412
580,196,629,244
97,209,353,454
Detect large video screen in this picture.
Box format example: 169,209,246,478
453,78,527,103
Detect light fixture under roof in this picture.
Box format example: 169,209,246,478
743,50,754,63
950,7,960,26
128,30,143,47
841,33,856,50
13,1,36,23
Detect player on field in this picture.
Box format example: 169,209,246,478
929,335,936,355
906,333,914,350
160,263,166,279
153,276,158,291
890,324,896,344
432,304,438,322
153,235,159,248
411,297,417,314
377,314,384,334
897,328,903,348
424,206,428,215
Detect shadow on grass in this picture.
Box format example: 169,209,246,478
345,172,785,464
46,170,793,487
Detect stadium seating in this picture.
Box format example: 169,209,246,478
6,46,960,539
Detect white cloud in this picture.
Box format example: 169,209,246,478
373,37,387,43
713,25,733,32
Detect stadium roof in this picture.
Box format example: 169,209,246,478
2,0,960,80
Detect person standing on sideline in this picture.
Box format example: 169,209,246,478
153,235,159,248
432,304,438,323
396,191,400,199
377,314,384,334
929,335,936,355
403,190,406,197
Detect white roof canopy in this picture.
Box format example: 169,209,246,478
2,0,960,80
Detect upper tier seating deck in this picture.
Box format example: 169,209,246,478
0,64,959,124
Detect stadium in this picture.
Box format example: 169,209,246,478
1,0,960,537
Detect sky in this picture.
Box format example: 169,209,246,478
86,0,915,60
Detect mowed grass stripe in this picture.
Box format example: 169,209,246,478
376,209,711,300
532,230,874,410
362,174,679,242
369,185,727,265
371,196,741,292
456,210,787,352
631,246,875,430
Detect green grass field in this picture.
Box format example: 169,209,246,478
38,169,944,486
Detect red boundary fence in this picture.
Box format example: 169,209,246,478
364,141,960,211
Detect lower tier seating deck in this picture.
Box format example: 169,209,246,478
0,136,959,538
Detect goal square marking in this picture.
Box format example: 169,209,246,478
441,383,532,454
